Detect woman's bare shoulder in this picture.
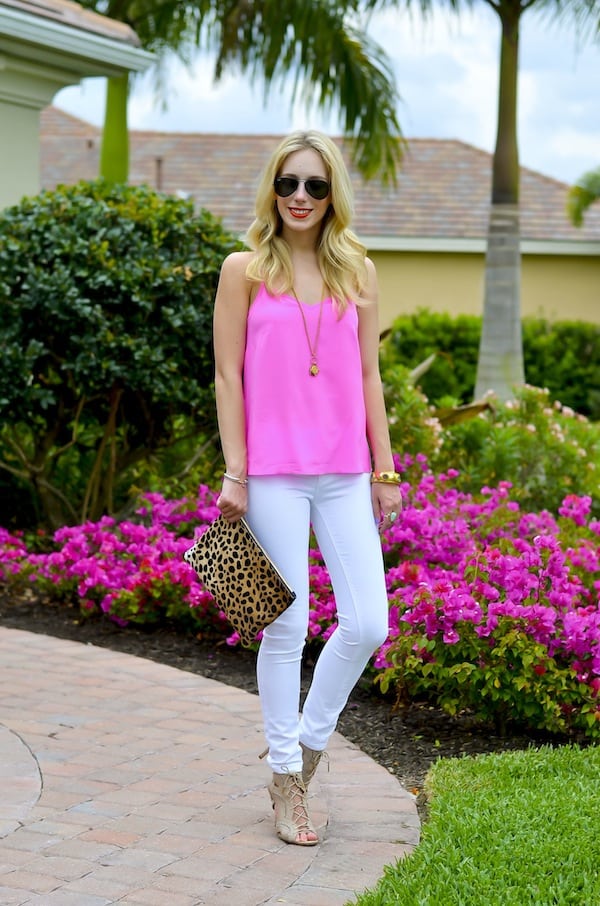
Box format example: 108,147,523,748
359,256,378,306
364,256,377,279
221,250,255,278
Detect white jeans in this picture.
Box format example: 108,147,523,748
245,474,389,774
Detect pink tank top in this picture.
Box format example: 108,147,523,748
243,284,371,475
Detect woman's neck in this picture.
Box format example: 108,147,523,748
281,224,321,253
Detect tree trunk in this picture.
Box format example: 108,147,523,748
99,73,130,182
474,2,525,402
475,204,524,399
81,385,123,522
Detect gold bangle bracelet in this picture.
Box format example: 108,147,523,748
370,470,401,485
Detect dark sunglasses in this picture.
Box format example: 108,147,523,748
274,176,330,200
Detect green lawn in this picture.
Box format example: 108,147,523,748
348,743,600,906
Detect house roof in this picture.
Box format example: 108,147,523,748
0,0,139,45
40,107,600,249
0,1,153,78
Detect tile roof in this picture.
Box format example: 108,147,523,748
1,0,139,44
40,107,600,243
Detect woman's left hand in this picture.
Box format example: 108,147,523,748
372,483,402,533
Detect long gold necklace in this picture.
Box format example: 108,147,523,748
291,286,325,377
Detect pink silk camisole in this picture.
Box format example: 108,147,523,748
243,284,371,475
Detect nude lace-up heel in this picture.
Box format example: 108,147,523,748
300,742,329,787
268,772,319,846
259,743,329,788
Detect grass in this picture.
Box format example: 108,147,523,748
347,743,600,906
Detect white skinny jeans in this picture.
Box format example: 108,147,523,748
245,473,389,774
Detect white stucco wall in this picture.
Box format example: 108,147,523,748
0,100,40,207
0,55,74,207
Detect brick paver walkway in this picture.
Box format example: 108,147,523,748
0,627,419,905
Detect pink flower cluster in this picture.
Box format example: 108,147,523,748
0,486,223,628
377,461,599,699
0,461,598,700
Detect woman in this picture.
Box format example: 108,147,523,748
213,130,402,846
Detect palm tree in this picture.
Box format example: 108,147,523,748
78,0,403,182
370,0,599,400
473,0,526,401
471,0,599,401
568,167,600,226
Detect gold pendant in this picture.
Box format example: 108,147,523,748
309,363,319,376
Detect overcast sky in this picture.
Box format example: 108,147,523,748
54,5,599,185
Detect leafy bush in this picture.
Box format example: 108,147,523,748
0,181,241,528
382,310,480,405
379,373,599,517
522,318,600,419
383,309,600,418
436,385,600,517
381,362,443,483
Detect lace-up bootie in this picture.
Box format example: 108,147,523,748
300,742,328,787
268,772,318,846
259,744,329,788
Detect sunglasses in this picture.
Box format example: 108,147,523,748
274,176,330,200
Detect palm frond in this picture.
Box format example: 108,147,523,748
211,0,403,181
79,0,403,181
567,167,600,226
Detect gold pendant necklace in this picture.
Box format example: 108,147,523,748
291,286,325,377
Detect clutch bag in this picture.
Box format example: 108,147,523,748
184,516,296,647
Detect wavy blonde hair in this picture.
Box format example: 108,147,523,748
245,131,367,312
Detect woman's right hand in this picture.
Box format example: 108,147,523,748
216,476,248,522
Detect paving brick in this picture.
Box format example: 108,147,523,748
0,868,61,893
122,887,198,905
265,885,357,905
0,626,419,904
79,828,141,847
63,872,137,900
23,854,94,881
100,847,178,872
29,891,113,905
0,886,32,905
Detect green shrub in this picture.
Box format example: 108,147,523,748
383,309,600,418
0,181,241,528
381,362,443,479
382,310,480,405
379,368,599,517
523,318,600,419
436,385,600,516
379,615,599,739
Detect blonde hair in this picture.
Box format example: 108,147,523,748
246,131,367,312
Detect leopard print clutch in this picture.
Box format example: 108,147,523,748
184,516,296,647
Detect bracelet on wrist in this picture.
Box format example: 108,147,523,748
370,470,401,486
223,472,248,487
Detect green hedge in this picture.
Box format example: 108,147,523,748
383,310,600,418
0,180,241,528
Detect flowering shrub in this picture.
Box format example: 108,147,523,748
375,458,600,738
2,487,227,636
1,459,598,739
436,385,599,517
381,362,444,480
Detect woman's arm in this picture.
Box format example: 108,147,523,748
357,258,402,527
213,251,253,520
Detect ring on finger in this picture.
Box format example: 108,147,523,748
389,511,398,523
